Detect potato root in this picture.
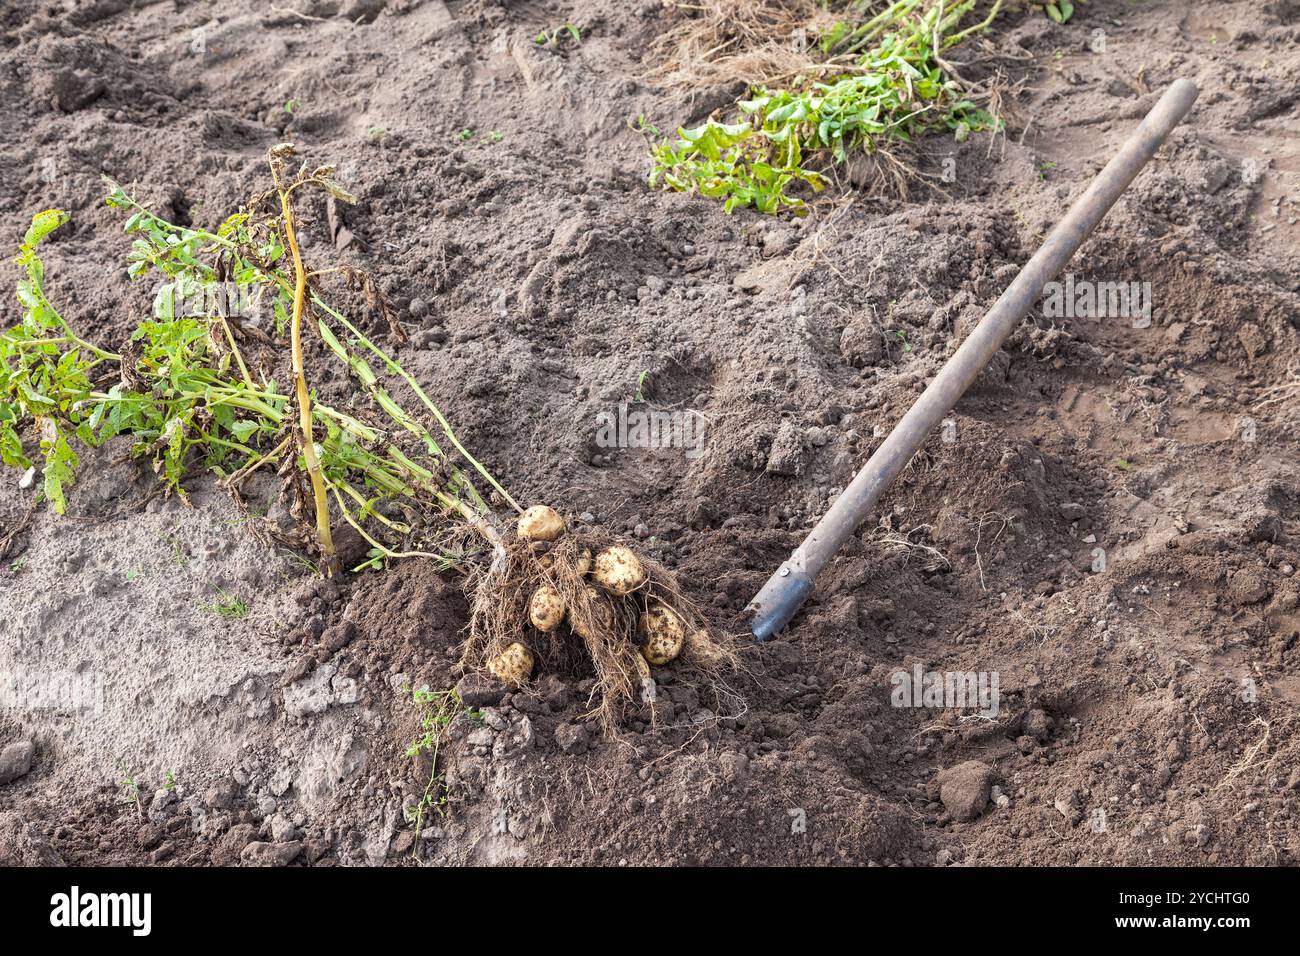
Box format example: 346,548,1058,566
463,524,738,734
570,586,614,641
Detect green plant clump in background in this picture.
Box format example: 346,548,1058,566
649,0,1004,215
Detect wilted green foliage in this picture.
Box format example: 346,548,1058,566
649,0,1003,215
3,209,117,511
649,119,827,215
2,185,511,571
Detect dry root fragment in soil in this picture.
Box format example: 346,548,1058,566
463,509,739,735
652,0,840,89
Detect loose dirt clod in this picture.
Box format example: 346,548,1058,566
938,760,995,822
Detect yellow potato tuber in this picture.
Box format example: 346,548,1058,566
517,505,565,542
529,586,566,632
488,642,534,685
638,602,685,665
592,545,646,596
683,628,727,668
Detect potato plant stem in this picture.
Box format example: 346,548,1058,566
222,435,291,487
326,484,458,570
11,333,120,363
214,314,256,391
312,297,521,514
276,182,337,575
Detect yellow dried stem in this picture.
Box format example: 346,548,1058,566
271,146,337,575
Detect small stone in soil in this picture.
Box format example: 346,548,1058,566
937,760,995,822
1054,789,1083,826
0,740,35,785
554,723,589,756
240,840,303,867
1022,708,1052,742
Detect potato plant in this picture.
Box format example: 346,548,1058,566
3,158,507,578
112,151,520,569
649,0,1004,214
1,147,738,731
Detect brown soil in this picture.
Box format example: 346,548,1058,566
1,0,1298,866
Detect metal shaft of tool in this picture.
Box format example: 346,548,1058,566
748,78,1199,641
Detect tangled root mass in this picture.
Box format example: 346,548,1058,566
462,515,740,735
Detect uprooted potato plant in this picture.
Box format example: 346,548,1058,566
0,144,738,733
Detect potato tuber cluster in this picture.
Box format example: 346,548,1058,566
466,506,738,733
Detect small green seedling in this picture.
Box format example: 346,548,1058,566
535,24,581,46
633,369,650,403
205,587,250,619
355,546,387,573
116,759,143,819
164,533,188,569
404,687,467,854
